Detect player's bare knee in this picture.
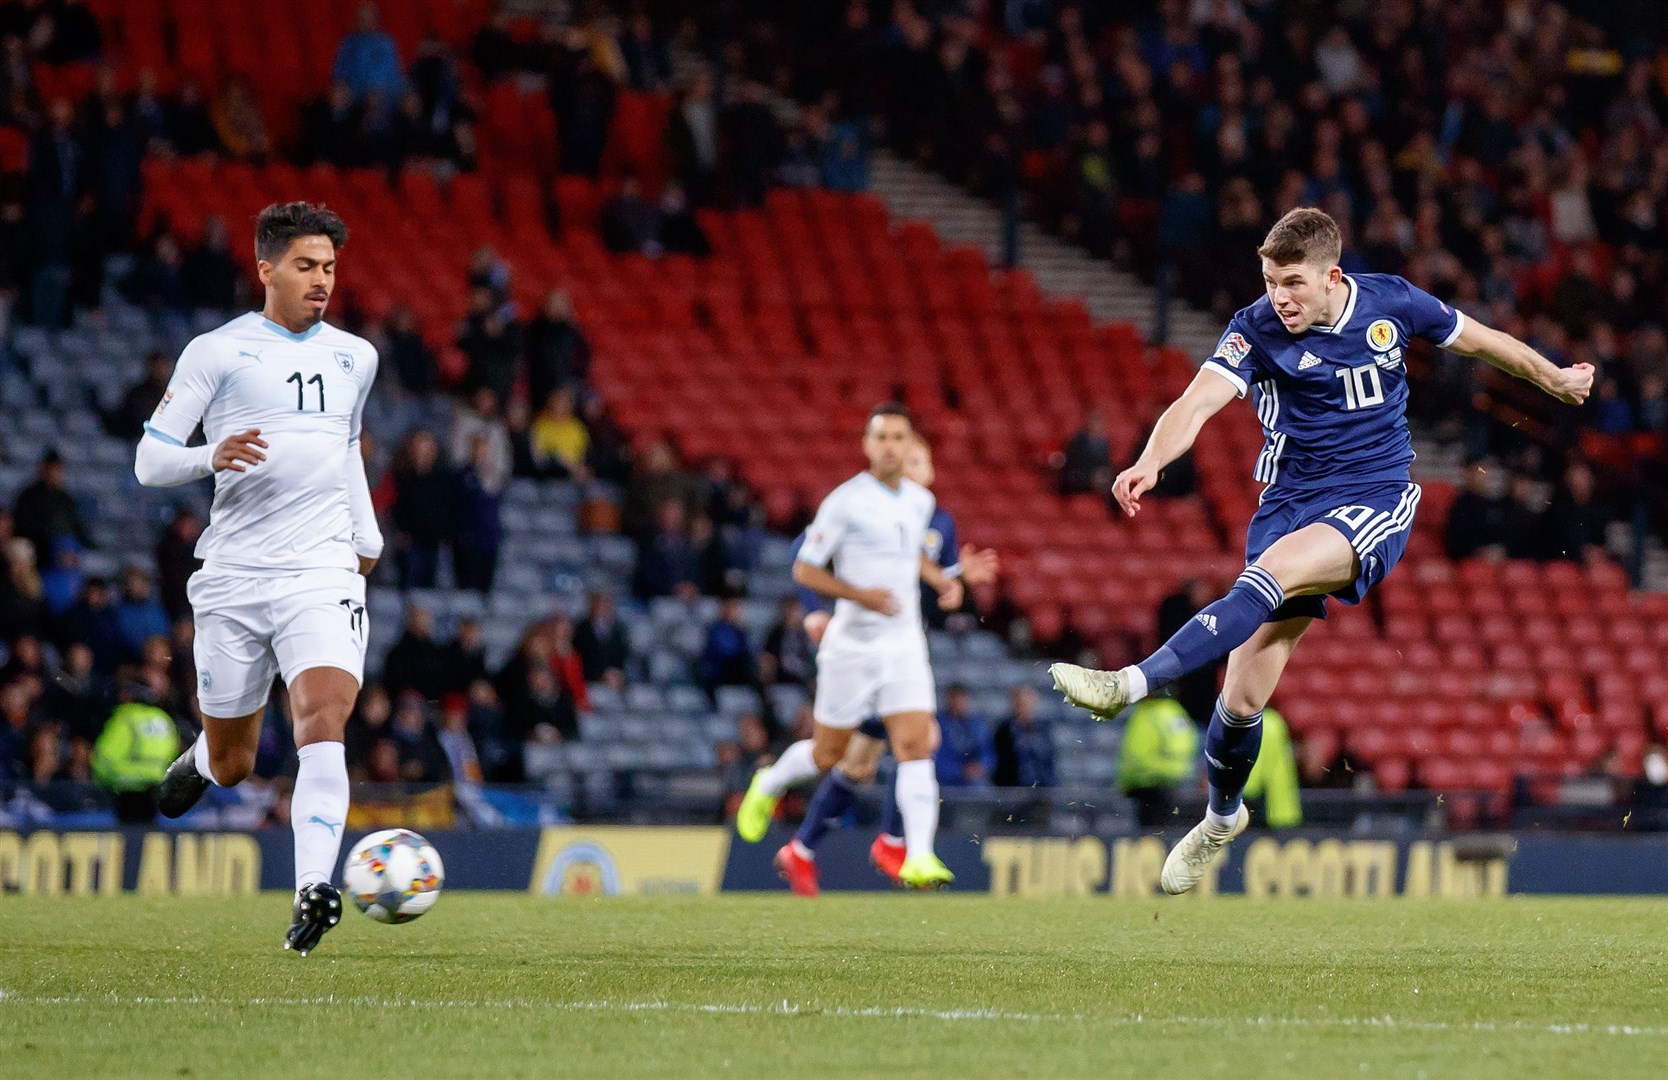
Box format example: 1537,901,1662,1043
1220,687,1270,719
840,756,878,784
890,733,933,761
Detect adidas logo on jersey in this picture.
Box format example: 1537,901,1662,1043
1298,351,1324,370
1194,612,1218,635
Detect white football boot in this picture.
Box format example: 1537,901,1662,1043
1160,805,1251,895
1048,662,1130,719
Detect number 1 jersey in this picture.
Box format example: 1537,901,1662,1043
145,312,379,575
1202,273,1464,494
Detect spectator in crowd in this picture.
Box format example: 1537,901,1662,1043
580,396,631,485
46,641,109,749
456,285,521,404
718,709,771,818
0,634,48,692
1118,694,1200,828
388,690,448,782
390,430,454,589
439,616,488,697
634,499,701,599
382,605,446,703
113,566,170,663
935,684,996,788
1502,474,1549,561
14,450,88,566
453,434,504,593
524,290,590,407
547,615,591,713
669,68,719,206
657,181,710,256
530,387,590,479
1545,461,1610,565
625,440,699,536
436,693,484,783
1,537,47,642
1059,410,1112,496
617,11,669,91
24,97,84,327
1242,707,1302,828
167,79,218,156
601,175,662,255
153,506,202,624
119,231,188,319
91,681,179,823
333,2,404,108
575,591,630,688
1445,462,1509,561
383,305,436,398
344,682,392,779
549,20,620,178
761,596,815,688
699,595,756,695
62,576,122,673
722,78,781,208
210,77,269,161
993,686,1056,789
104,350,172,440
180,216,239,310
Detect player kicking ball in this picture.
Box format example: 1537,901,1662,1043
777,437,996,895
134,203,383,954
1050,208,1591,894
735,405,961,889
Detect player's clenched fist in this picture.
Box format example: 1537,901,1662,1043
1546,362,1595,406
1112,460,1161,517
213,429,268,472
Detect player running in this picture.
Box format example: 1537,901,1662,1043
776,438,997,896
1050,208,1592,894
735,405,961,889
133,203,382,954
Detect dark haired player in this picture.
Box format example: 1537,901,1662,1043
1050,207,1592,894
734,405,962,889
134,203,382,954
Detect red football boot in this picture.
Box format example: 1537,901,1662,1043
869,834,906,885
774,841,820,897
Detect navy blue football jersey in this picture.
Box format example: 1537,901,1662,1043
1202,273,1463,493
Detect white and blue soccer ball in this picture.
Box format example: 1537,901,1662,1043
343,828,445,924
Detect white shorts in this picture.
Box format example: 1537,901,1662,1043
812,639,935,730
188,567,368,718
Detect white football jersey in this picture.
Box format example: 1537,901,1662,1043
145,313,378,575
797,471,935,649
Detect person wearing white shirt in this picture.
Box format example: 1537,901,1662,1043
732,404,960,889
133,202,381,957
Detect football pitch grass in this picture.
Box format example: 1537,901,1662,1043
4,894,1667,1078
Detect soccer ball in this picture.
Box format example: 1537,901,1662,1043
343,828,445,924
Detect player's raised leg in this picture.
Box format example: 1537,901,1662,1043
737,721,851,843
1161,614,1310,895
1052,523,1354,716
887,709,951,888
158,710,262,817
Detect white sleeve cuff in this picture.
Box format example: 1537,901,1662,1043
1201,361,1248,397
1438,309,1466,348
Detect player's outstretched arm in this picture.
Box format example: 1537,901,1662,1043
791,559,899,616
1112,369,1238,517
919,553,964,611
1447,318,1594,405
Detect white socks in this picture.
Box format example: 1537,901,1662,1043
193,732,222,785
1120,665,1149,703
758,738,820,797
292,742,350,891
894,759,939,861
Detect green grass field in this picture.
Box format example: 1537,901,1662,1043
3,894,1667,1079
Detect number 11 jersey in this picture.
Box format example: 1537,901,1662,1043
146,312,379,575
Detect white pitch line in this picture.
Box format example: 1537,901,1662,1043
2,991,1666,1038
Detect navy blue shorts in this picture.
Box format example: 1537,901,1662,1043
856,717,889,741
1245,481,1422,621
